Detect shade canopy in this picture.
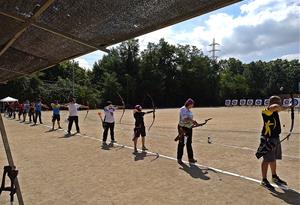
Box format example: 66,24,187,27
0,97,18,102
0,0,240,83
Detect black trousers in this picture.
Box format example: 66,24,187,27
34,111,42,124
68,116,80,133
29,112,35,122
102,122,115,142
177,126,194,160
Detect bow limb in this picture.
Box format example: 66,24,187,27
147,94,155,131
84,101,89,121
288,93,295,138
116,92,125,123
280,93,294,142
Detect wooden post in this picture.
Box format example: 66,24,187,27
0,114,24,204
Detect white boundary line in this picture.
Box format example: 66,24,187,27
195,140,300,160
15,120,300,192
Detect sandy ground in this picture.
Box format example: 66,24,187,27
0,107,299,205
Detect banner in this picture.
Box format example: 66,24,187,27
255,99,262,106
247,99,254,106
225,99,231,106
264,99,269,106
240,99,246,106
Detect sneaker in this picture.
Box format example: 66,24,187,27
58,127,62,129
111,140,117,143
272,175,287,185
133,148,138,153
142,146,148,151
189,159,197,163
261,179,275,190
102,142,107,146
177,159,184,165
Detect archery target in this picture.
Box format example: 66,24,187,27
247,99,254,106
225,99,231,106
231,99,238,106
295,98,300,107
264,99,269,106
282,99,290,107
255,99,262,106
240,99,246,106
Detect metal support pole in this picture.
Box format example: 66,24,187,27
0,114,24,205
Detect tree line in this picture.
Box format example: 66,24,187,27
0,39,299,108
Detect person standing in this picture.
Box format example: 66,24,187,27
22,100,30,122
132,105,154,152
28,102,35,123
33,99,48,125
66,98,89,135
177,98,199,164
256,96,289,190
102,101,124,145
50,100,62,130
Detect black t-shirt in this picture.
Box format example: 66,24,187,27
134,111,146,127
261,109,281,138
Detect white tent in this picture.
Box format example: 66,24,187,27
0,96,18,102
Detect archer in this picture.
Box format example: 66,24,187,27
176,98,205,165
256,95,293,190
101,100,125,146
132,105,154,153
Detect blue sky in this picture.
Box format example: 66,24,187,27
74,0,300,69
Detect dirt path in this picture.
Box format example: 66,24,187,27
0,107,299,204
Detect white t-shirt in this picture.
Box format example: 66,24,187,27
68,103,81,117
103,105,117,123
179,106,193,128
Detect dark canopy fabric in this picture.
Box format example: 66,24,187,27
0,0,240,83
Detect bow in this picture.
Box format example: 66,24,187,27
192,118,213,128
116,92,125,123
84,101,89,121
281,93,294,142
147,94,155,131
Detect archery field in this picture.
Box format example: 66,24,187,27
0,107,299,205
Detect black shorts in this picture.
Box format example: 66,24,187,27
134,126,146,138
52,114,60,122
262,137,282,162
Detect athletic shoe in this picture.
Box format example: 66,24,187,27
189,159,197,163
111,140,117,143
272,175,287,185
58,127,62,129
134,148,138,153
177,159,184,165
142,146,148,151
261,179,275,190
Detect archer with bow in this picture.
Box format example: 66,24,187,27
64,97,89,136
132,104,155,153
255,95,294,190
101,100,125,146
176,98,212,165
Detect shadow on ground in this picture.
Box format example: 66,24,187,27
270,188,300,205
133,151,159,161
179,163,210,180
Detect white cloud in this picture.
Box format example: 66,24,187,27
73,50,105,69
136,0,300,62
280,53,300,61
74,58,90,69
75,0,300,64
